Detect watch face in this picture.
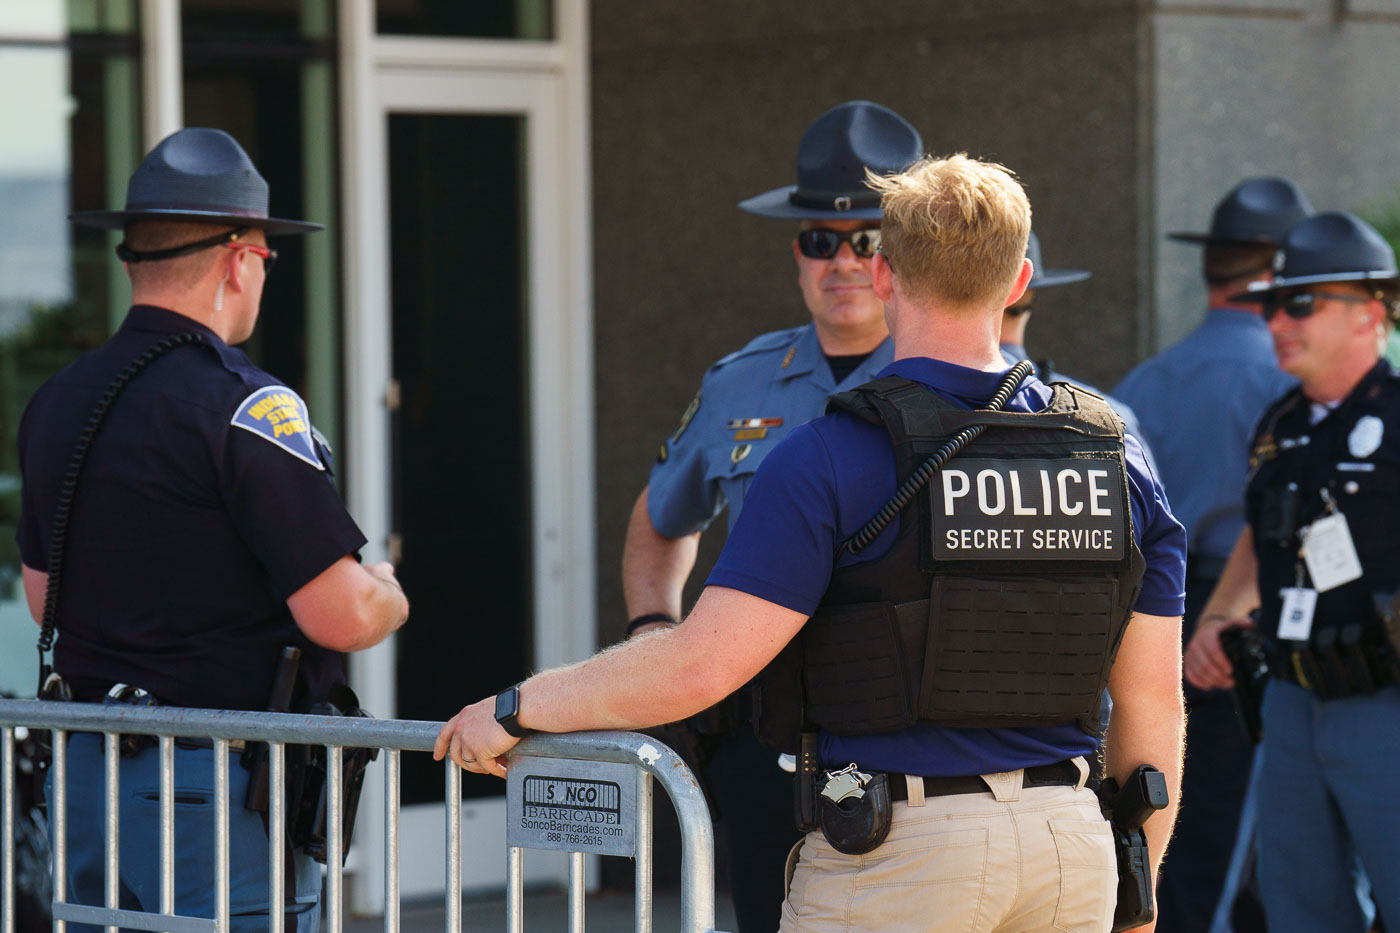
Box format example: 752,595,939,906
496,685,519,722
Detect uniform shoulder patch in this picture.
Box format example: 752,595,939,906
231,385,325,470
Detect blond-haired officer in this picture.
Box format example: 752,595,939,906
437,155,1186,932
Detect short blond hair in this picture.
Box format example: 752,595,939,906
867,154,1031,307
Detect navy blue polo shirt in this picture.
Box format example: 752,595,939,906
709,356,1187,776
17,305,366,711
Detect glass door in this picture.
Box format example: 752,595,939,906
346,61,596,906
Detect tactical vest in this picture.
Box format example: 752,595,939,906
753,376,1147,753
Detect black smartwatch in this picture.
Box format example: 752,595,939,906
494,682,528,738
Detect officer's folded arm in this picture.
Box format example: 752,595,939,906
20,564,46,625
286,555,409,652
24,557,408,655
620,485,700,634
1183,528,1260,690
1105,608,1186,884
433,585,805,777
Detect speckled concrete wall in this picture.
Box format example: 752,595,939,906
1152,0,1400,347
589,1,1153,640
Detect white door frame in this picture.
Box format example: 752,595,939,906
337,0,595,913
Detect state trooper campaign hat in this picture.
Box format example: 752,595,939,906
70,127,322,235
738,100,923,220
1026,230,1090,289
1168,176,1313,247
1232,211,1400,300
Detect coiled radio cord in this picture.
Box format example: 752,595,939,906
843,360,1034,555
37,332,214,693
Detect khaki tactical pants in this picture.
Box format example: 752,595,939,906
780,766,1116,933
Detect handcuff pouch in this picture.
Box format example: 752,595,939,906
818,772,892,855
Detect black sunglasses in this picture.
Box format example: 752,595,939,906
1262,290,1373,322
796,227,882,260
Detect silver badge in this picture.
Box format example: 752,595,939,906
1348,415,1384,459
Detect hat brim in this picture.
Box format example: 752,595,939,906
738,185,883,220
70,208,323,236
1167,231,1280,247
1029,268,1091,289
1229,270,1400,302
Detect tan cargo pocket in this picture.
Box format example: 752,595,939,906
1048,817,1117,933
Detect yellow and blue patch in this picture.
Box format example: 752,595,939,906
231,385,325,470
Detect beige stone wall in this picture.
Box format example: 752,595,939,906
1153,0,1400,347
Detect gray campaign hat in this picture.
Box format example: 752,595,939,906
1026,230,1091,289
70,127,322,235
1232,211,1399,300
739,101,923,220
1169,176,1312,247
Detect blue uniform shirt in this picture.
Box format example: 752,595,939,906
17,305,366,711
709,356,1187,776
1113,309,1295,562
648,323,894,536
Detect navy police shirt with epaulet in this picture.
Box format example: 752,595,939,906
1245,360,1400,644
709,356,1187,777
648,323,894,537
16,305,366,711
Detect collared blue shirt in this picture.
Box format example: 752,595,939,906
17,305,364,710
648,322,894,536
708,356,1187,776
1113,309,1296,561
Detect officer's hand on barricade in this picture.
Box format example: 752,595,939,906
434,697,517,779
1184,613,1254,690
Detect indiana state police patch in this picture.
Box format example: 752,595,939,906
231,385,325,470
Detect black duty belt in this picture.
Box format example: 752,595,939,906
1270,637,1396,700
885,759,1082,803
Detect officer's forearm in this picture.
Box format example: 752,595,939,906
21,564,46,625
520,585,806,732
1105,612,1186,881
621,486,700,622
288,556,409,652
1199,528,1261,624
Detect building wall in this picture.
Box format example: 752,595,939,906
590,0,1154,637
1153,0,1400,346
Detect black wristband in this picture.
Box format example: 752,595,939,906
626,612,678,637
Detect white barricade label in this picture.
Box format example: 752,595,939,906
506,758,636,856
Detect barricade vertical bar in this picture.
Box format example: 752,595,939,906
384,748,400,933
104,732,119,933
270,742,286,933
326,745,343,933
505,847,523,933
568,851,585,933
52,729,67,933
159,736,175,918
215,738,230,933
634,769,653,933
3,726,15,933
445,765,461,933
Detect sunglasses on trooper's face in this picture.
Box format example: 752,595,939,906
796,227,882,260
1261,290,1373,323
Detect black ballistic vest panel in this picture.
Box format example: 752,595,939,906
753,376,1146,751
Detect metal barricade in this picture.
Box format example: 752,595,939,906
0,699,725,933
